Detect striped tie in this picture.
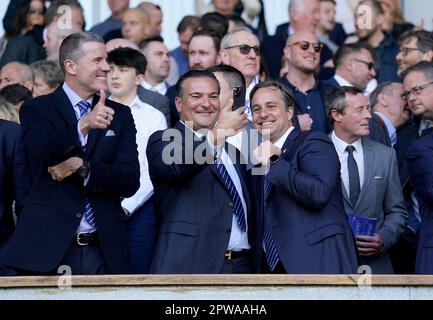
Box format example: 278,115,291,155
214,159,246,232
263,178,279,271
77,100,96,228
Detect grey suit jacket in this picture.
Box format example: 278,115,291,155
340,138,407,273
137,85,170,127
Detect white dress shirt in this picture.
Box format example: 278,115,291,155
62,83,95,233
114,95,167,214
333,75,377,97
245,75,259,120
331,131,365,197
184,123,250,251
141,79,169,96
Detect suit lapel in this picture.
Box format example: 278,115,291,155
85,95,103,156
53,86,78,126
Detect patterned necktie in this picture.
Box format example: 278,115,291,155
77,100,96,228
346,145,360,208
263,177,279,271
214,159,246,232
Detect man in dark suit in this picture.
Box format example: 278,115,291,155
4,32,140,275
250,80,358,274
147,69,253,274
407,133,433,274
328,86,407,273
0,120,31,275
137,85,170,126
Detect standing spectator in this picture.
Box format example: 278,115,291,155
380,0,414,41
137,2,163,36
4,32,140,275
141,37,170,96
250,81,358,274
43,21,82,64
327,86,407,273
121,8,151,47
317,0,347,53
90,0,130,38
107,47,167,273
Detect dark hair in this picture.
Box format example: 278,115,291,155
399,30,433,54
107,47,147,75
401,61,433,82
250,80,295,111
189,28,222,52
326,86,364,123
200,12,229,38
175,69,220,98
45,0,84,28
8,0,46,37
227,14,249,29
0,84,33,105
208,65,246,89
58,32,104,74
140,35,165,52
319,0,336,4
177,15,201,33
333,42,375,69
31,60,64,87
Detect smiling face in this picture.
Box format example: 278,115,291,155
176,77,220,130
252,86,293,143
318,0,336,32
284,31,321,74
65,41,110,98
332,93,372,143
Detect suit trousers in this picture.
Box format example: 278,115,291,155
219,255,253,274
127,198,157,274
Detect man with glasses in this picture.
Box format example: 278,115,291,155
323,43,377,95
279,31,330,134
396,30,433,76
220,27,261,120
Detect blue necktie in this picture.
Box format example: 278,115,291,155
214,159,246,232
77,100,96,228
346,145,360,208
263,177,279,271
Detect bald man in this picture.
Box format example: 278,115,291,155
0,62,34,92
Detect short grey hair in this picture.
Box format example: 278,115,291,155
369,81,395,110
401,61,433,82
326,86,364,124
220,27,254,49
31,60,64,87
58,32,104,74
289,0,305,17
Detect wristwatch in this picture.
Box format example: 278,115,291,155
269,154,280,165
78,161,91,179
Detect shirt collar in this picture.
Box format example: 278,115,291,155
331,130,362,154
141,80,167,93
62,82,93,107
274,126,295,149
334,74,353,87
374,111,396,137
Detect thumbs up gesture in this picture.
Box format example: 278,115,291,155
79,89,115,135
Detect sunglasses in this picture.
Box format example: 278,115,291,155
288,41,323,53
353,59,375,71
401,81,433,100
224,44,261,56
28,8,44,14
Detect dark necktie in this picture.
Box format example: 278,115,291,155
214,159,246,232
263,177,279,271
77,100,96,228
346,145,360,208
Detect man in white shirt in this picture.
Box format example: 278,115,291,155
107,46,167,273
327,85,407,273
141,36,170,96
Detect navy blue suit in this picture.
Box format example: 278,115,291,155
0,120,31,275
147,122,253,273
407,133,433,274
251,129,359,273
5,86,140,274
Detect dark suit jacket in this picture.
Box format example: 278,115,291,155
251,129,359,274
368,113,392,147
137,85,171,127
147,122,253,273
407,134,433,274
5,86,140,274
0,120,31,245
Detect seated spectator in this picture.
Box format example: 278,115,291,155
0,62,34,92
31,60,64,97
0,84,32,110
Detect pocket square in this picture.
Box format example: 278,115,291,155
105,129,115,137
374,176,383,179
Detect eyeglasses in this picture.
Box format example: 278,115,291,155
401,81,433,100
224,44,261,56
399,47,425,57
288,41,323,53
353,59,375,71
28,8,44,14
